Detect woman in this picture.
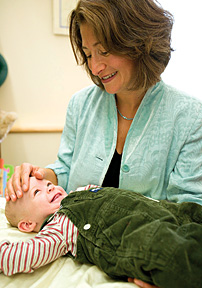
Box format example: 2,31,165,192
6,0,202,287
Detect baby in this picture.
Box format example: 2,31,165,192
5,177,68,233
1,177,202,288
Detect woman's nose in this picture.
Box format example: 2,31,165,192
89,56,106,76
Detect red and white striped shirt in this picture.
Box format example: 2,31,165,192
0,184,98,276
0,213,78,275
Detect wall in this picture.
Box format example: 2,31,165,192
160,0,202,98
0,0,91,167
0,0,202,168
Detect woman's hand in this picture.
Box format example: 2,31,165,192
128,278,159,288
5,163,57,202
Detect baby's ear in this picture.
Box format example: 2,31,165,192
18,220,37,233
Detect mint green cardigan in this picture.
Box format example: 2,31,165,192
47,81,202,204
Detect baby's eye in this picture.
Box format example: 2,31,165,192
34,189,40,196
47,182,52,187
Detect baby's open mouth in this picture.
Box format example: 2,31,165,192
51,193,61,202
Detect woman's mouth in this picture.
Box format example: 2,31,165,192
101,72,117,83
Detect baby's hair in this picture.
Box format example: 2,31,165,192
5,176,35,228
5,201,20,228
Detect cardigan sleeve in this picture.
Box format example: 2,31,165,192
167,104,202,205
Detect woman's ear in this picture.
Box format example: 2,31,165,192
18,220,37,233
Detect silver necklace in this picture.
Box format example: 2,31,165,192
117,107,134,121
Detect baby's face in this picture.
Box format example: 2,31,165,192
23,177,67,228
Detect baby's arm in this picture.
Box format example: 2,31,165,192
72,184,99,193
0,214,78,275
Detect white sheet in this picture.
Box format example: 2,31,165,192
0,197,137,288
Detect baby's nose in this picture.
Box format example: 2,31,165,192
48,185,54,193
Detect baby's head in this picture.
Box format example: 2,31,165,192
5,177,67,232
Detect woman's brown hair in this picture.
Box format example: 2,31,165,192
69,0,174,91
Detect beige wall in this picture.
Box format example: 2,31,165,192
0,0,91,167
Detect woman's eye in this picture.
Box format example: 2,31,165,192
99,50,109,56
86,54,91,59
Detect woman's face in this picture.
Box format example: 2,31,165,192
80,23,136,96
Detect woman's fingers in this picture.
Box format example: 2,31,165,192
34,168,45,180
128,278,159,288
5,163,34,201
5,174,17,202
5,166,23,201
5,164,57,202
20,163,34,192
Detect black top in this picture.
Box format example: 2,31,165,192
102,150,122,188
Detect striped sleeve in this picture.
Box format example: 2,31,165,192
73,184,99,192
0,214,78,276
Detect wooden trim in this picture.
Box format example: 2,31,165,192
10,127,63,133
